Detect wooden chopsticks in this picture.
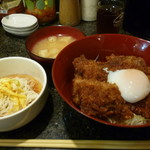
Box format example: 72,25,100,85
0,139,150,149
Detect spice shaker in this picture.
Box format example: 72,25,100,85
80,0,99,21
59,0,80,26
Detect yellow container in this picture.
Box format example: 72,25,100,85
59,0,81,26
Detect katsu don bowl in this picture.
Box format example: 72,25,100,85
52,34,150,128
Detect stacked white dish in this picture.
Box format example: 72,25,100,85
1,13,39,36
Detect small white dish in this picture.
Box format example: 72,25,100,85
1,13,38,29
3,25,39,36
2,22,39,32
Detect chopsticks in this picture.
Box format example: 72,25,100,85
0,139,150,149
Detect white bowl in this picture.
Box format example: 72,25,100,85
1,13,38,29
0,57,48,132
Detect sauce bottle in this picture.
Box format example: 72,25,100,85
0,0,24,21
59,0,80,26
97,0,124,34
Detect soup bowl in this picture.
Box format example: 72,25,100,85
52,34,150,128
25,25,85,74
0,57,48,132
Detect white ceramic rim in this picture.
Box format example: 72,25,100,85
1,13,38,29
2,22,39,32
0,56,47,120
3,25,39,36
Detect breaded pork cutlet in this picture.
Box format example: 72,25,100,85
72,55,107,82
72,78,133,121
72,54,150,123
105,54,150,74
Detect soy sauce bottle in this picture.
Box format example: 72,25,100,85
97,0,124,34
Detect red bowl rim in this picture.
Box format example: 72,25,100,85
52,33,150,128
25,25,86,61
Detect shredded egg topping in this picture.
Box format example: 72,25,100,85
0,77,39,116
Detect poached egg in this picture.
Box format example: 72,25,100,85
105,68,150,103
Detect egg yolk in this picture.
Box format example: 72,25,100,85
107,69,150,103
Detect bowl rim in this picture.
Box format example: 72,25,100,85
2,22,39,32
1,13,38,29
0,56,47,120
52,33,150,128
3,25,39,36
25,25,86,61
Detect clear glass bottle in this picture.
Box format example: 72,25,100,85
97,0,124,33
59,0,80,26
24,0,56,25
0,0,24,21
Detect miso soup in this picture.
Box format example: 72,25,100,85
32,35,76,58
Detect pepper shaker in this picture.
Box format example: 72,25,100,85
80,0,99,21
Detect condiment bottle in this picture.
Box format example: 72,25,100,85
0,0,24,21
80,0,99,21
97,0,124,34
59,0,80,26
24,0,56,25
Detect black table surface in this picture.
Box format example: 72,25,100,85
1,19,150,150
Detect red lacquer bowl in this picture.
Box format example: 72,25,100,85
25,25,85,73
52,34,150,128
